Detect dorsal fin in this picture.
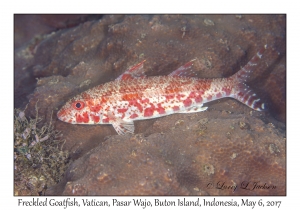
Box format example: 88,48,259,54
169,58,199,77
116,60,147,81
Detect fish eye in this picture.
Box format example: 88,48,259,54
72,101,85,110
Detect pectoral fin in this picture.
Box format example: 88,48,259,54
112,120,135,135
108,112,135,135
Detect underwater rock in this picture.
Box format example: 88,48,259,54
47,112,285,195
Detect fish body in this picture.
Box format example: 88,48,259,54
57,46,266,135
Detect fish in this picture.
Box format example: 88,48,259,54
57,45,267,135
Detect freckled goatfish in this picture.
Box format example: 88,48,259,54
57,45,267,135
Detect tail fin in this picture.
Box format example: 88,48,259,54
230,45,267,111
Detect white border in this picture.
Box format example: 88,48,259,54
3,0,296,209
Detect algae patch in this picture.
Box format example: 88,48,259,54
14,104,70,195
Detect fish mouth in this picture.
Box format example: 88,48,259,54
57,110,63,121
57,108,68,122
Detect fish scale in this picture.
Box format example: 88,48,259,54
57,45,267,135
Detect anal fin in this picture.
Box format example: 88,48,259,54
177,104,208,113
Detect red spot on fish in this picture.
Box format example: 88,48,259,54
188,91,196,98
141,98,149,104
75,114,80,123
195,95,202,103
156,103,166,114
72,101,85,110
91,114,100,123
90,105,101,113
207,95,212,101
173,106,180,111
101,97,108,103
216,92,222,98
183,98,192,107
130,113,139,119
103,118,110,123
82,112,89,123
117,108,128,113
76,112,89,123
144,107,154,117
136,103,143,112
176,94,185,100
144,104,155,117
165,94,175,101
94,116,100,123
129,100,143,112
157,107,166,114
122,93,140,101
222,87,231,96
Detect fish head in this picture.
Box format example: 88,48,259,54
57,92,102,124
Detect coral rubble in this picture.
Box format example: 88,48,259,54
14,104,69,195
